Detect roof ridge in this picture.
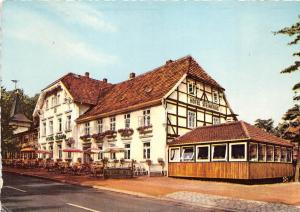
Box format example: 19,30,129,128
240,120,251,139
118,55,192,84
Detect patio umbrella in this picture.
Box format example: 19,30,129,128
20,147,36,152
101,147,125,153
84,148,100,154
63,148,83,153
36,150,52,154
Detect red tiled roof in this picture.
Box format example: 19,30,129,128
77,55,223,122
169,121,293,147
60,73,112,105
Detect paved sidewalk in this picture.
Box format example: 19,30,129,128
166,191,300,212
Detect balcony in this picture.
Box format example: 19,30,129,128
55,133,66,141
118,128,134,139
80,134,91,142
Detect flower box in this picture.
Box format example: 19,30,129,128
66,137,75,146
118,128,134,137
137,125,153,134
91,133,105,141
55,133,66,140
104,130,117,139
46,136,54,141
80,134,91,141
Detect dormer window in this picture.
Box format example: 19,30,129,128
188,82,195,95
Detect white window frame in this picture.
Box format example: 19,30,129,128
97,119,103,133
196,145,210,162
187,111,196,129
57,94,60,105
66,115,71,131
49,120,53,135
212,91,218,104
181,146,195,162
169,147,180,162
124,114,131,129
266,145,274,162
229,142,247,162
188,82,195,95
213,117,220,125
46,100,49,110
258,144,267,162
143,142,151,159
211,143,227,161
42,122,46,137
57,117,62,132
84,122,90,135
110,117,116,131
143,109,151,127
124,143,131,160
274,146,281,162
249,142,258,162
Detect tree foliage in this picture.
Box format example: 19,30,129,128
254,118,275,134
1,87,39,153
275,16,300,100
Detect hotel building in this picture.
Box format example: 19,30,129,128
33,56,237,174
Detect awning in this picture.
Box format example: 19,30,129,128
20,147,36,152
101,147,125,153
84,148,100,154
36,150,52,154
63,148,82,153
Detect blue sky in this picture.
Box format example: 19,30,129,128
2,1,299,124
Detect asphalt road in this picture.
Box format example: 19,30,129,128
1,172,225,212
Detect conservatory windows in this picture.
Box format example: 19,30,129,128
266,145,274,162
258,144,266,162
196,145,210,162
287,148,292,163
249,143,258,161
181,146,195,162
281,147,287,162
229,143,247,161
169,147,180,162
274,146,281,162
212,144,227,161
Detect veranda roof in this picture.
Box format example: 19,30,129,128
21,147,36,152
36,150,52,154
63,148,83,153
169,120,293,147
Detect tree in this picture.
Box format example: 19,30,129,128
275,16,300,100
254,118,275,133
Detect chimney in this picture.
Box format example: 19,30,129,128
85,72,90,78
166,59,173,65
129,72,136,80
103,78,108,83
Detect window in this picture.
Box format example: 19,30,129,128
143,142,151,159
249,143,258,161
188,82,195,95
42,122,46,137
196,145,210,162
67,152,72,159
98,147,103,160
281,147,287,162
97,119,103,133
66,115,71,131
58,145,62,159
49,120,53,135
212,144,227,161
266,145,274,162
84,122,90,135
143,109,151,127
181,146,195,162
46,100,49,110
110,117,116,131
57,94,60,105
274,146,281,162
51,96,55,107
169,147,180,162
187,111,196,128
111,152,116,160
213,92,218,104
258,144,266,162
58,118,62,132
124,144,130,159
287,148,292,163
124,114,131,128
230,143,246,161
213,117,220,125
